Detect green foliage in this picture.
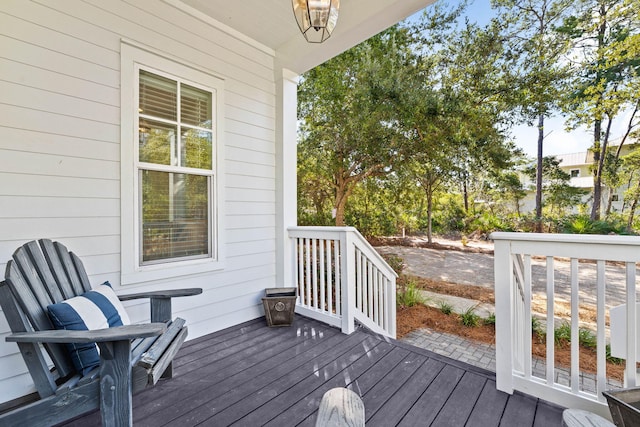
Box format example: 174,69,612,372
561,215,629,235
382,253,405,276
531,316,543,336
467,212,514,235
460,305,480,327
553,322,598,349
554,322,572,345
438,301,454,315
397,279,425,308
484,312,496,326
578,328,597,349
431,194,466,234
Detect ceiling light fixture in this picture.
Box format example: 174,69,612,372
292,0,340,43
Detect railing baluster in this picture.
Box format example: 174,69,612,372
334,239,341,316
312,239,318,309
570,258,579,393
626,262,637,387
297,238,303,305
356,250,363,311
367,260,373,318
305,238,311,309
327,240,333,315
546,256,555,385
319,239,326,312
596,260,606,401
523,254,532,379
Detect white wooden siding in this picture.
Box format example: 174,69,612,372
0,0,278,404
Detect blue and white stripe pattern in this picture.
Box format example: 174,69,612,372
47,282,131,375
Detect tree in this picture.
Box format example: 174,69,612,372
620,147,640,230
297,26,417,226
492,0,574,231
525,156,588,216
561,0,640,219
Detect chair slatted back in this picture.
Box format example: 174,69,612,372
3,239,93,379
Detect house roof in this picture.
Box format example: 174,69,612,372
556,151,594,166
170,0,437,74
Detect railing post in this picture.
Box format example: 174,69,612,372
494,237,514,394
388,275,396,338
341,230,356,334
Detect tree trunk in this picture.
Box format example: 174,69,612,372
462,174,469,213
535,114,544,233
592,116,613,220
426,186,433,244
334,173,348,226
591,119,603,220
604,104,638,217
334,189,347,226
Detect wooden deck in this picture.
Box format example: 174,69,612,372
62,315,563,426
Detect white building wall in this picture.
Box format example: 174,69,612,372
0,0,278,403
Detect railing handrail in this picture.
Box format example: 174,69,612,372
492,231,640,246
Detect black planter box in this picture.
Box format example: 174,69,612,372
604,388,640,427
262,287,297,327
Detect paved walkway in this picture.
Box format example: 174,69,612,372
401,327,623,393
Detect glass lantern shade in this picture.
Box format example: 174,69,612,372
292,0,340,43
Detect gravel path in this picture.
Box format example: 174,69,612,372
376,239,632,320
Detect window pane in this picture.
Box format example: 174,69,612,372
181,84,212,129
139,119,176,165
141,170,209,263
181,128,212,169
139,70,177,121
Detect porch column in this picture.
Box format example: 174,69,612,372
275,68,299,288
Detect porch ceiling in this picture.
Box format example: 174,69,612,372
173,0,437,74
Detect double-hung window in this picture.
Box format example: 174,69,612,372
138,69,213,264
121,43,224,285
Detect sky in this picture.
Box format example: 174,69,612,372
409,0,631,159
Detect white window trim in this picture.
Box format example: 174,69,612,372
121,41,225,285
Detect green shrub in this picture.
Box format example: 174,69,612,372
438,301,453,315
561,215,630,235
484,312,496,326
460,306,480,327
531,317,543,336
397,280,424,308
554,322,572,344
578,328,597,348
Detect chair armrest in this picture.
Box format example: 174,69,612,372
118,288,202,301
6,323,166,344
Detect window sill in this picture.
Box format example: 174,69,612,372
121,257,224,286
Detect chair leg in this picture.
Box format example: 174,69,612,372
98,340,133,427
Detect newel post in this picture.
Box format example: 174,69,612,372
340,230,356,334
493,234,514,394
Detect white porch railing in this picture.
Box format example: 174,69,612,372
288,226,397,338
492,232,640,417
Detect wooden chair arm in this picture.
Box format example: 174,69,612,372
6,323,166,344
119,288,202,323
118,288,202,301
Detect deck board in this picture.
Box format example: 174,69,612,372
61,315,564,427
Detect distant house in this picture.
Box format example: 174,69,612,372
520,141,637,214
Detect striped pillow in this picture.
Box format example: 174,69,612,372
47,282,131,375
